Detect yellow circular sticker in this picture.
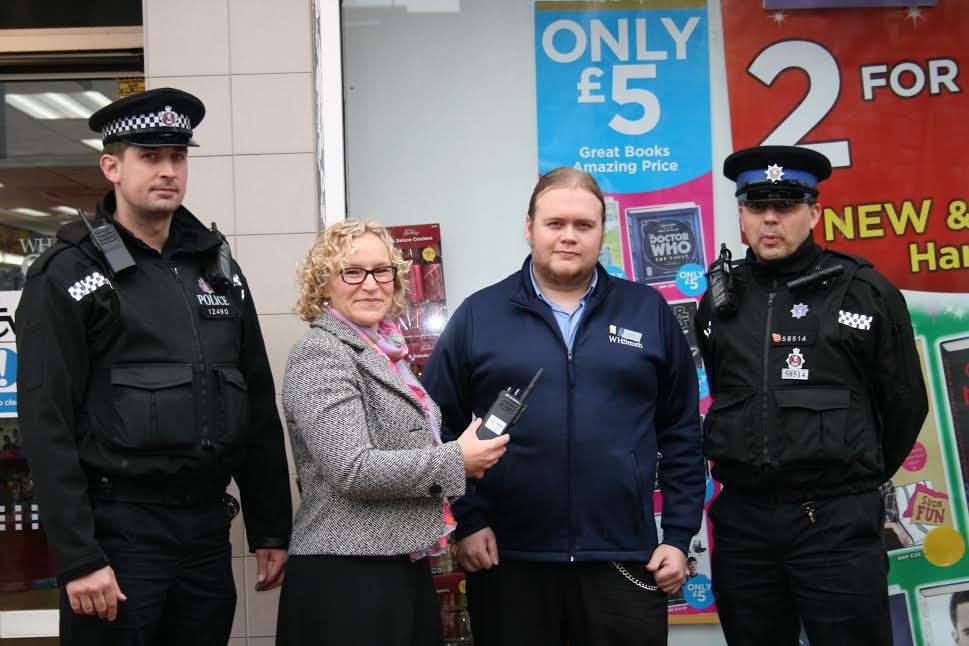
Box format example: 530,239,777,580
923,526,966,567
458,579,466,594
422,246,437,262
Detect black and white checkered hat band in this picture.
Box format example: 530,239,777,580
101,107,192,139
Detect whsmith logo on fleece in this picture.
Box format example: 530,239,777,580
608,325,644,349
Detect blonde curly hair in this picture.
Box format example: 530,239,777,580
295,219,411,321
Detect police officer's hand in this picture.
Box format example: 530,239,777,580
457,418,510,479
65,566,127,621
254,548,288,591
645,544,688,595
456,527,499,572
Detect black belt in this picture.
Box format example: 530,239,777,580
89,474,229,508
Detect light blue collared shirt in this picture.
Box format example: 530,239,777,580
529,262,598,352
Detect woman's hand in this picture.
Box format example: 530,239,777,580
457,418,510,478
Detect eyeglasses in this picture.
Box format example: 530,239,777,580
340,266,397,285
741,200,808,214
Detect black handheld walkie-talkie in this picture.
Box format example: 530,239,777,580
477,368,544,439
707,243,736,316
207,222,235,291
77,209,135,275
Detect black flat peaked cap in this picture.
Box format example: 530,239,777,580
88,87,205,147
724,145,833,201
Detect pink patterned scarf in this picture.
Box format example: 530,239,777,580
327,307,456,560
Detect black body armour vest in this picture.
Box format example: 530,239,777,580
703,246,882,496
61,213,250,483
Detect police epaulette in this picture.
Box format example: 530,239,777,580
27,220,99,278
25,221,90,276
820,248,897,294
821,247,872,270
25,242,74,278
56,219,91,246
851,263,898,296
787,264,845,291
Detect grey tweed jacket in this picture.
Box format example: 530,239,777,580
282,311,465,557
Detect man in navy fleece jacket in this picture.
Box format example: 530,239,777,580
422,167,705,645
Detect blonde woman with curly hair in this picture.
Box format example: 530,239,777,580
276,220,509,646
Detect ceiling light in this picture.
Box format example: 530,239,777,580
0,251,27,267
402,0,460,13
79,91,112,110
51,206,79,216
5,92,109,120
42,92,92,119
81,139,104,151
342,0,461,11
5,94,60,119
10,208,51,218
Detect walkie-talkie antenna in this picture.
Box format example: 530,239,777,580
78,208,96,234
519,368,543,403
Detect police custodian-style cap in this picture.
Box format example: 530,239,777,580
88,87,205,148
723,145,832,203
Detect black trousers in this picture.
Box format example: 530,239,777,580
710,488,891,646
59,499,235,646
467,560,669,646
276,554,442,646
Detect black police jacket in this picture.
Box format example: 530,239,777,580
694,238,928,498
16,192,292,584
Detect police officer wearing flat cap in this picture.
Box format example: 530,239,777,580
16,88,292,645
695,145,927,645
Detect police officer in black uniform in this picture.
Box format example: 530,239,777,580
16,88,293,645
695,145,927,646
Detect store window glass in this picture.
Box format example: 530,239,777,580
341,0,536,312
0,76,134,640
0,5,142,642
0,76,124,634
0,79,120,287
341,2,537,642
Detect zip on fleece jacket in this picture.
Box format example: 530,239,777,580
514,286,611,561
420,257,706,562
